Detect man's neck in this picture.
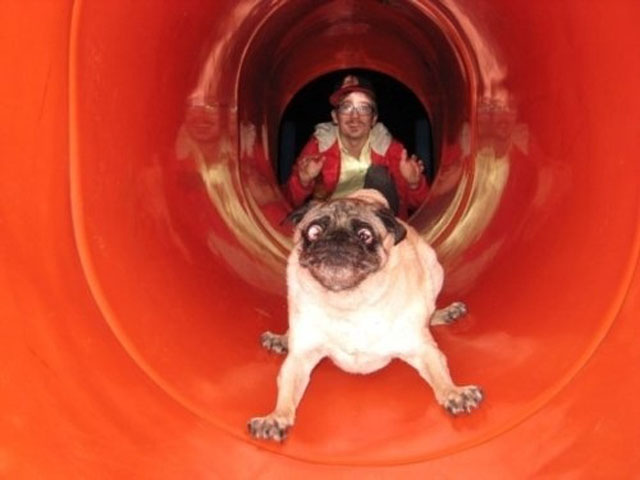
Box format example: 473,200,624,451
339,133,368,158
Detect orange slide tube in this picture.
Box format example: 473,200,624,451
2,1,639,477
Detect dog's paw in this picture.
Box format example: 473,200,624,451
431,301,468,326
260,331,288,354
247,415,291,442
443,385,484,415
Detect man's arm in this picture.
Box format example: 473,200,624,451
285,138,322,207
387,141,429,210
405,175,429,209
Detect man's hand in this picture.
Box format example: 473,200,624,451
399,149,425,189
297,154,326,187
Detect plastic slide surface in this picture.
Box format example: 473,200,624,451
1,1,639,477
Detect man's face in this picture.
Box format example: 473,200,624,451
331,92,378,143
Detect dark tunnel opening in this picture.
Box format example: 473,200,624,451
276,69,435,186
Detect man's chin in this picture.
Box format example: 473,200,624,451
343,127,368,139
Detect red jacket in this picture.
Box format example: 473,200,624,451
286,123,428,219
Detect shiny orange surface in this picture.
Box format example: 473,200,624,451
1,0,639,477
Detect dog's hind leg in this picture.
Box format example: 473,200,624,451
401,334,484,415
430,301,468,326
260,331,289,354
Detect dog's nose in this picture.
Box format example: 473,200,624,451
325,229,353,244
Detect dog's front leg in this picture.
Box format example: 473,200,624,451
248,351,322,442
402,334,483,415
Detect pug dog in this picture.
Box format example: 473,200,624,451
248,189,483,442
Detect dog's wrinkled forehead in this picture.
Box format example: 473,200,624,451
301,199,380,229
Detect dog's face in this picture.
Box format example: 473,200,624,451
287,193,406,292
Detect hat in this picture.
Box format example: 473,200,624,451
329,75,377,107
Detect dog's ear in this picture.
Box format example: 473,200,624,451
282,201,316,226
375,207,407,245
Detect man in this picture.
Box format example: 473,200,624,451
285,74,429,218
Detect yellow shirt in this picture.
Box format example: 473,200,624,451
331,134,372,199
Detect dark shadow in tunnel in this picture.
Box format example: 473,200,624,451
276,68,434,186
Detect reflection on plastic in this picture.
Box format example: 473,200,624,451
176,104,289,293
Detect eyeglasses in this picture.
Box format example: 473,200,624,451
337,103,375,116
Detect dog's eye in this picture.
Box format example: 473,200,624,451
306,223,324,241
357,227,374,245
